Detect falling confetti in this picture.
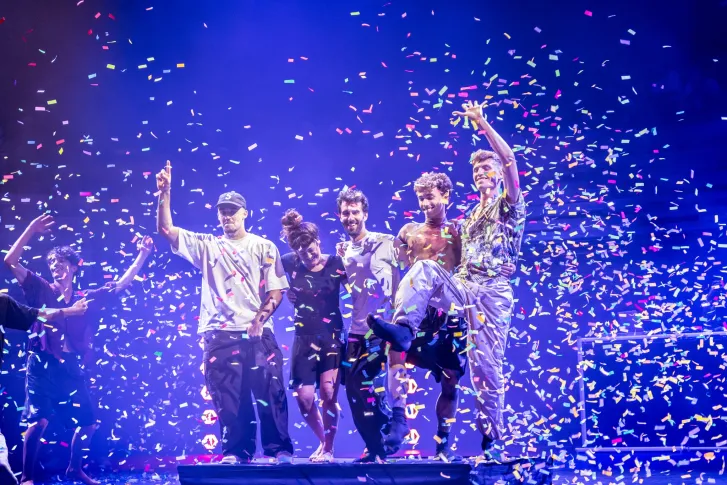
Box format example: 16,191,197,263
0,2,724,482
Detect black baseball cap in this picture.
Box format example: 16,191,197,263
216,191,247,210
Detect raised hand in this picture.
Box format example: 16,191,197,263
336,241,347,258
452,100,486,122
156,161,172,192
137,235,154,256
28,214,55,235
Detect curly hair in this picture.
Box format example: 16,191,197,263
281,209,319,251
46,246,81,267
469,149,503,172
413,172,453,195
336,188,369,214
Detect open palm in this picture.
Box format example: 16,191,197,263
29,214,55,234
452,100,486,122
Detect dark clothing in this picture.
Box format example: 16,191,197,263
24,351,95,427
21,271,117,362
0,294,38,368
18,272,117,432
406,307,468,382
281,253,346,336
290,334,344,389
342,334,390,456
1,294,39,426
202,329,293,459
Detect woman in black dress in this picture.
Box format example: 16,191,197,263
280,209,347,463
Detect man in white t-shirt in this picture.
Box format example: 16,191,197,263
155,162,293,464
335,189,399,463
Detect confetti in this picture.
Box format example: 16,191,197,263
0,3,723,481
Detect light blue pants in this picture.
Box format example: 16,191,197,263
393,259,514,441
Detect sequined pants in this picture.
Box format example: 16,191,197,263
393,260,514,441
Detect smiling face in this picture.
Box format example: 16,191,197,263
217,206,247,237
415,187,448,220
339,201,368,238
295,240,322,269
472,158,503,197
47,253,77,285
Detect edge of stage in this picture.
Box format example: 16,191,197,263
177,456,552,485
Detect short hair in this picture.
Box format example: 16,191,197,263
336,188,369,214
470,149,503,171
46,246,81,267
281,209,319,251
414,172,453,195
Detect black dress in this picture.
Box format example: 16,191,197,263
281,253,347,388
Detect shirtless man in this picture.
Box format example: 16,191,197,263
370,100,526,460
384,172,514,460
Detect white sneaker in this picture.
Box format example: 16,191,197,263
219,455,241,465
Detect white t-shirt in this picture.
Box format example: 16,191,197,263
341,231,399,335
172,229,289,334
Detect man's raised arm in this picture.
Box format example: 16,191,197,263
114,236,154,293
156,161,180,250
454,101,522,204
3,214,56,285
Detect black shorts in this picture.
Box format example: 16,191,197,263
289,333,344,389
24,352,96,428
406,307,468,383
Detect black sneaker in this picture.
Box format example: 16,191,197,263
433,448,463,463
367,314,413,352
354,452,385,464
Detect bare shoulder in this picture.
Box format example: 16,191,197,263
446,220,462,236
397,222,417,240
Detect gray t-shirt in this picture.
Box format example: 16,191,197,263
172,229,289,334
340,231,398,335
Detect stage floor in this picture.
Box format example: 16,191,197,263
10,468,721,485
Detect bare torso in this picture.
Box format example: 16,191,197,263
397,220,462,273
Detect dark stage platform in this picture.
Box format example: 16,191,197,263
177,457,551,485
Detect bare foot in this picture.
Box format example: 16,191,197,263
66,468,100,485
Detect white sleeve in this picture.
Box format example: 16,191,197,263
171,228,211,269
261,241,290,292
382,235,398,267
